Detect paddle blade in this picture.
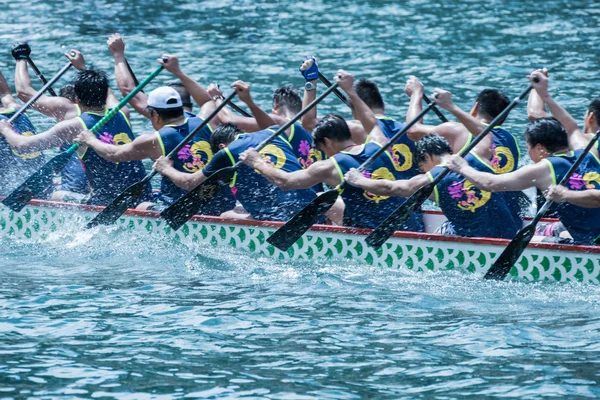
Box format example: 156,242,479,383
483,223,537,280
267,189,339,251
2,151,73,212
365,182,434,249
161,167,235,231
84,179,149,229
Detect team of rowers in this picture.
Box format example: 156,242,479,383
0,34,599,245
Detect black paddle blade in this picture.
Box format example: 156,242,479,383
2,151,73,212
84,180,148,229
267,189,339,251
161,167,235,231
483,223,537,280
365,182,434,249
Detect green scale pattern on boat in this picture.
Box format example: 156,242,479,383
1,205,599,283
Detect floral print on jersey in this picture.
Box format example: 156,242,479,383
448,180,491,212
297,139,323,169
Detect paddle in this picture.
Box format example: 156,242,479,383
84,91,238,229
161,81,342,231
366,80,538,250
267,101,438,251
26,57,58,97
484,128,600,280
2,64,164,212
6,60,74,125
318,72,448,122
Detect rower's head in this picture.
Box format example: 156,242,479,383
312,113,354,157
415,133,453,172
272,85,302,116
146,86,184,130
355,79,385,114
72,69,109,110
584,96,600,133
470,89,510,123
210,123,242,153
59,82,76,102
167,80,193,112
525,117,569,162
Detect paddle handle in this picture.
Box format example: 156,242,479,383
8,61,74,124
228,101,252,118
26,57,57,97
63,64,164,156
429,83,535,188
318,72,351,107
422,94,448,123
232,81,341,170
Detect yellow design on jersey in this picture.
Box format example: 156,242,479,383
183,141,213,173
583,171,600,189
259,144,286,170
389,143,413,172
491,145,515,174
11,131,41,160
113,133,133,146
363,167,395,204
456,180,491,212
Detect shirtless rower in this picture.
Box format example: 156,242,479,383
238,70,423,231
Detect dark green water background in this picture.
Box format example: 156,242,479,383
1,0,600,398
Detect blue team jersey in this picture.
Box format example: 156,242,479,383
286,122,325,192
376,116,421,179
78,110,152,206
156,117,236,214
331,142,424,231
544,150,600,244
428,154,521,239
60,104,88,194
0,109,52,198
201,128,317,221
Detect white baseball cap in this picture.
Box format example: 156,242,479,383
147,86,182,109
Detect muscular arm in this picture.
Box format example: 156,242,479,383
542,93,590,150
527,89,548,122
254,158,341,190
245,97,276,130
84,132,162,163
113,53,150,119
345,89,387,145
301,80,318,132
455,160,552,192
0,70,18,109
0,118,81,153
445,103,486,136
560,189,600,208
214,99,262,132
172,69,211,107
347,171,430,198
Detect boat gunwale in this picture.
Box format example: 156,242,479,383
9,198,600,255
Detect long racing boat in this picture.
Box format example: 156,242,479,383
1,199,598,283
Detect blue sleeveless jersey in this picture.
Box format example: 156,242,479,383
60,104,88,194
286,122,325,192
376,116,421,180
0,109,52,198
156,117,236,214
428,154,521,239
331,142,424,231
544,150,600,244
201,128,317,221
78,110,152,206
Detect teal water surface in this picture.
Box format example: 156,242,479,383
1,0,600,398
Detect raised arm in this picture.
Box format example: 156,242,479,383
0,118,81,153
76,130,161,163
240,147,340,190
344,167,430,198
231,81,275,129
433,88,486,136
206,84,262,132
108,33,150,119
299,57,319,132
0,70,18,110
527,69,549,122
158,54,211,107
446,154,552,192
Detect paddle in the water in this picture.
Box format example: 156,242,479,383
2,64,164,212
266,101,438,251
84,91,238,229
161,80,342,231
483,135,600,280
365,78,538,250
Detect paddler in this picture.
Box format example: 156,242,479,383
0,68,151,206
12,44,90,199
237,70,423,231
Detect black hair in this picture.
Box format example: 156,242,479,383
355,78,384,111
524,117,569,153
72,69,109,108
588,96,600,124
147,106,184,121
210,123,241,154
272,85,302,114
475,89,510,122
59,83,76,102
167,80,193,108
415,133,453,164
312,113,351,147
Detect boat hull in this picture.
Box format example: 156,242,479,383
1,200,599,283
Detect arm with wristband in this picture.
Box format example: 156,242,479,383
300,56,319,132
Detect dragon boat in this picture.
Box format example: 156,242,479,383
1,199,598,283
